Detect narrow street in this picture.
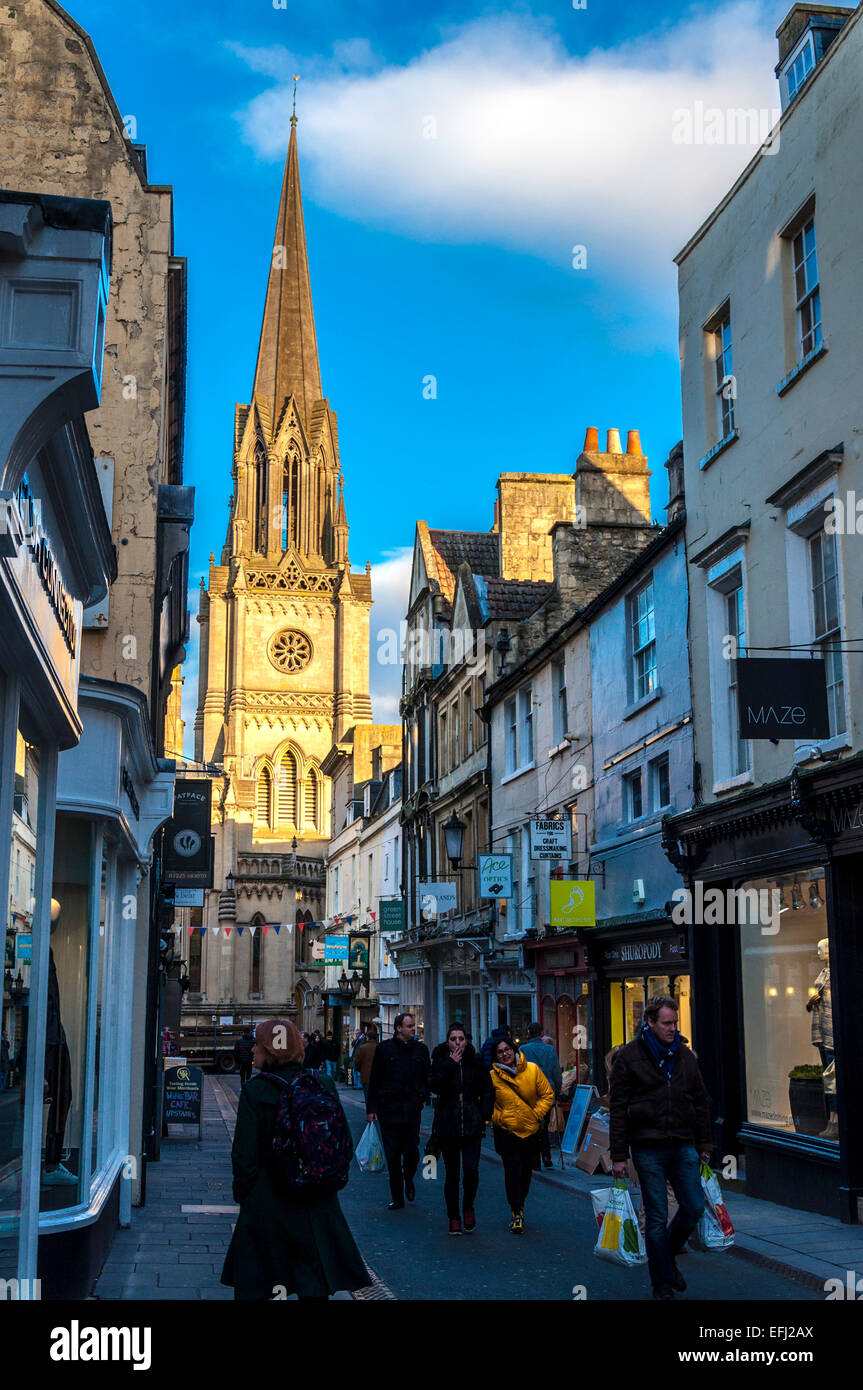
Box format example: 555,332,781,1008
93,1076,820,1302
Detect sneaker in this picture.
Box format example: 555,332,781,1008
387,1200,405,1211
670,1262,687,1292
448,1218,462,1236
510,1208,524,1234
42,1164,78,1187
652,1286,675,1300
462,1207,476,1232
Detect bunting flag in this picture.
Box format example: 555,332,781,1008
187,926,195,935
262,925,268,934
225,928,232,935
298,921,304,932
210,927,220,935
236,926,244,936
248,924,257,935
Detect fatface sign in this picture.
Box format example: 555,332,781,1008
530,817,572,861
478,853,513,899
163,779,213,886
737,658,829,740
549,880,596,929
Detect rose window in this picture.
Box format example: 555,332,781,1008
268,629,312,673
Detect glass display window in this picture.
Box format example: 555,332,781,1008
739,867,835,1141
624,978,646,1040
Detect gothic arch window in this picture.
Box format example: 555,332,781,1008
255,764,272,826
250,914,265,994
295,907,313,965
254,445,269,553
282,453,300,551
276,748,299,826
304,765,320,831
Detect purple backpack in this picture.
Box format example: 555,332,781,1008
262,1072,353,1196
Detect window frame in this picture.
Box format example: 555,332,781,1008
792,217,822,361
629,578,657,703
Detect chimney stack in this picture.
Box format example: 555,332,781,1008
626,429,642,456
583,426,599,452
606,428,622,454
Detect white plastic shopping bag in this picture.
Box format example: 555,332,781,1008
692,1162,735,1250
355,1120,386,1173
592,1179,647,1267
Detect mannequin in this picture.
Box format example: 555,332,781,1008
43,898,75,1185
806,937,837,1139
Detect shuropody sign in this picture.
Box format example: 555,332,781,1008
736,657,829,740
530,817,573,861
478,853,513,899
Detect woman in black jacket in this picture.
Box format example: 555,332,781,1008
429,1023,494,1235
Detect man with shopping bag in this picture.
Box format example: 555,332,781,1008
610,995,713,1300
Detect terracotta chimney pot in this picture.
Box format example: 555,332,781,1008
583,426,599,452
606,428,622,454
626,429,642,456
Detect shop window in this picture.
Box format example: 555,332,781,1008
608,981,624,1047
42,815,95,1212
624,978,645,1041
739,868,835,1140
541,992,555,1044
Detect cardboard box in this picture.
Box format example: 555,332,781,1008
575,1112,611,1174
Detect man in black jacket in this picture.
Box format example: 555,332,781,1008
234,1029,255,1088
367,1013,431,1209
610,995,712,1300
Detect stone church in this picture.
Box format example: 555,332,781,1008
191,116,373,1029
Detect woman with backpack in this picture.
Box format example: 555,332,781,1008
430,1022,493,1235
221,1019,369,1301
489,1035,555,1234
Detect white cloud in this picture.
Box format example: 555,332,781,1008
232,5,781,284
368,546,412,726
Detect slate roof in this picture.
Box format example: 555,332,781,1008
427,529,500,601
484,576,553,620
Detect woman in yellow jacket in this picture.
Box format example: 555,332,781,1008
489,1037,555,1232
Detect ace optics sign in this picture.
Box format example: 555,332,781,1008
736,658,829,740
478,854,513,899
530,817,572,861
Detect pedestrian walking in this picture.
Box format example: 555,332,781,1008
352,1025,378,1106
366,1013,430,1210
429,1023,493,1235
489,1036,554,1233
304,1030,321,1073
479,1023,514,1070
609,994,713,1301
221,1018,368,1301
323,1031,338,1079
350,1029,366,1090
234,1027,255,1088
519,1022,563,1170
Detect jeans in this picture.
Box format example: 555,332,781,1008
380,1121,421,1204
631,1143,705,1291
352,1068,362,1090
493,1127,540,1210
439,1137,482,1219
537,1112,552,1165
324,1060,336,1078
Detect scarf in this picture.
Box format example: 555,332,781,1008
495,1061,518,1078
641,1023,681,1081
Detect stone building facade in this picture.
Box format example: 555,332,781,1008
192,117,373,1027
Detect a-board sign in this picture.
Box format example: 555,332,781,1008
561,1083,597,1155
164,1064,203,1128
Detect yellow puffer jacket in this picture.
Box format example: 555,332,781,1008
490,1053,555,1138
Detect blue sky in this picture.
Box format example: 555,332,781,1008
67,0,789,737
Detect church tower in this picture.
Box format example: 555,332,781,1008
193,117,373,1019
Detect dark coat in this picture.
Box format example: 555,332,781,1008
609,1035,712,1163
303,1040,321,1070
429,1043,493,1139
234,1034,254,1066
220,1062,368,1300
366,1036,431,1125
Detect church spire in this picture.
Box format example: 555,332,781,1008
252,118,323,432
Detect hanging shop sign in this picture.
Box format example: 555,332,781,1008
530,817,572,861
172,887,205,907
163,779,213,886
324,935,350,962
311,938,326,960
419,881,457,917
478,853,514,899
378,899,405,932
737,658,829,740
348,935,370,973
549,880,596,929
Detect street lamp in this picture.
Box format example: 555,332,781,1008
443,810,466,868
225,870,234,892
349,970,362,996
338,969,349,993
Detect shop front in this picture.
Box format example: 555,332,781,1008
581,918,691,1087
665,757,863,1223
526,938,593,1086
0,191,115,1294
